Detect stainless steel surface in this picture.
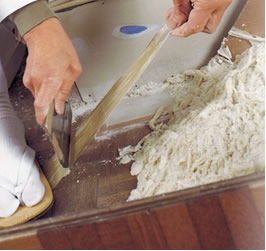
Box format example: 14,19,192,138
58,0,247,126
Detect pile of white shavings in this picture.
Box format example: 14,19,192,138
118,40,265,201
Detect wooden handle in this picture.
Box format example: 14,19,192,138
70,25,170,165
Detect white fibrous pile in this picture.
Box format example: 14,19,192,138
118,39,265,201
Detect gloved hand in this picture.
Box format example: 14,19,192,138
166,0,232,37
23,17,82,125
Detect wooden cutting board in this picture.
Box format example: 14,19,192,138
226,0,265,58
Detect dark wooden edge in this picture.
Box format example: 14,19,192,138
0,170,264,238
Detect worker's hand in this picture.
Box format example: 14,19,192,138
23,17,82,125
166,0,232,37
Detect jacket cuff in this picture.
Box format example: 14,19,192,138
9,0,57,37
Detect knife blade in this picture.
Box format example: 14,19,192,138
70,24,170,165
45,101,72,167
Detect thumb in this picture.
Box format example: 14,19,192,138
166,8,177,30
166,8,187,30
54,78,76,115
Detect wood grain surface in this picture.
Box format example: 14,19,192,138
1,185,264,249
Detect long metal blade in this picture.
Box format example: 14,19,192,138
70,24,170,165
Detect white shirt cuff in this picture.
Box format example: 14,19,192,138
0,0,37,22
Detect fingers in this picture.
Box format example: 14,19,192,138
166,0,192,30
54,61,82,115
166,6,191,30
167,0,232,37
23,65,51,125
29,65,80,125
22,18,82,125
171,7,210,37
22,58,39,97
203,7,230,34
29,77,75,125
33,77,58,125
23,71,70,125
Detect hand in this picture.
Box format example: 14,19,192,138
23,17,82,125
166,0,232,37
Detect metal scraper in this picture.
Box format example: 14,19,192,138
45,101,72,167
70,24,171,165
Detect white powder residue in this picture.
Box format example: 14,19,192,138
118,40,265,201
126,81,169,98
69,91,98,122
